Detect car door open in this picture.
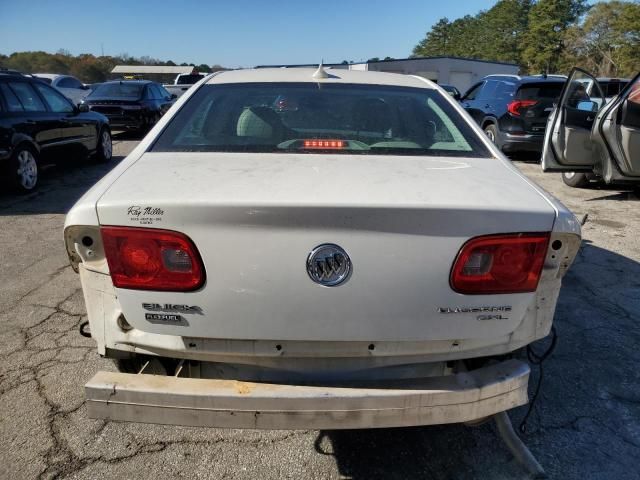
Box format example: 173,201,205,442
542,68,604,172
594,72,640,179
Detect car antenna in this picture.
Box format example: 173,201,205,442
313,60,329,79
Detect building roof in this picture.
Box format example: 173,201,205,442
208,68,436,88
364,56,520,67
254,63,347,69
101,79,153,84
111,65,196,74
256,56,520,69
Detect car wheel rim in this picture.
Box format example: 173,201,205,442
102,131,112,159
16,150,37,189
485,129,495,143
565,172,575,179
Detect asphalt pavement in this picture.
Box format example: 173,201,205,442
1,136,639,479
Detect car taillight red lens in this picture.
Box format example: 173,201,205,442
507,100,538,116
451,233,550,294
101,227,205,291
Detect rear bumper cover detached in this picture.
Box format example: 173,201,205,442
85,359,529,429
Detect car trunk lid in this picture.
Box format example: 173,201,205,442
96,152,556,342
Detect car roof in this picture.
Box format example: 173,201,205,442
484,74,567,84
0,72,41,82
33,73,66,80
207,68,436,89
101,80,153,85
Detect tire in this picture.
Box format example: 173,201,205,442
484,124,498,145
562,171,590,188
93,128,112,163
10,145,39,193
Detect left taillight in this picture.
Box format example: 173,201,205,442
507,100,538,116
450,233,550,295
101,226,205,291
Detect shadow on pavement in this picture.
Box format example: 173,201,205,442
112,130,147,141
315,423,507,479
585,190,640,201
506,151,542,163
316,241,640,480
0,156,124,215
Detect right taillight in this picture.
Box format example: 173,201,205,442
507,100,538,116
101,226,205,291
450,233,550,294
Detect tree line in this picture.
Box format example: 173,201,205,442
0,50,226,83
412,0,639,77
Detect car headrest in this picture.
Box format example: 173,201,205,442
237,106,283,138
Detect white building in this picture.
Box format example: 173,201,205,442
255,56,520,94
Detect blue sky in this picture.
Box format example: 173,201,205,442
1,0,517,67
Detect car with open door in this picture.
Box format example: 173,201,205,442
543,68,640,189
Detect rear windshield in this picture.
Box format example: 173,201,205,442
176,74,205,85
151,82,491,157
600,81,628,97
516,83,564,100
89,82,144,99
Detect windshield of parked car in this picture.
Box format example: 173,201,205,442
88,82,144,99
151,82,491,157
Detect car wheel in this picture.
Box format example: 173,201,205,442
484,124,498,144
562,172,590,188
10,146,39,193
94,128,112,163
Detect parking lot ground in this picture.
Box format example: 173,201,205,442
1,140,639,480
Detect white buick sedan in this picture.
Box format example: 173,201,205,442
65,67,580,458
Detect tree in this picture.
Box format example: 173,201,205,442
476,0,532,63
412,1,531,64
521,0,588,73
412,18,453,57
560,1,640,77
0,51,229,83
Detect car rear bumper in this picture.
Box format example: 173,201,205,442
499,132,545,154
102,115,145,129
85,358,529,429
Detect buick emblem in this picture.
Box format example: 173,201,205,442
306,244,351,286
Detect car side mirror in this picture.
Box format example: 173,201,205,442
77,103,90,113
452,92,461,101
170,94,177,100
577,100,598,112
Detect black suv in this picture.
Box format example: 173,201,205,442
0,71,112,192
460,74,567,154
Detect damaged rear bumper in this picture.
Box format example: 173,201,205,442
85,359,529,429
